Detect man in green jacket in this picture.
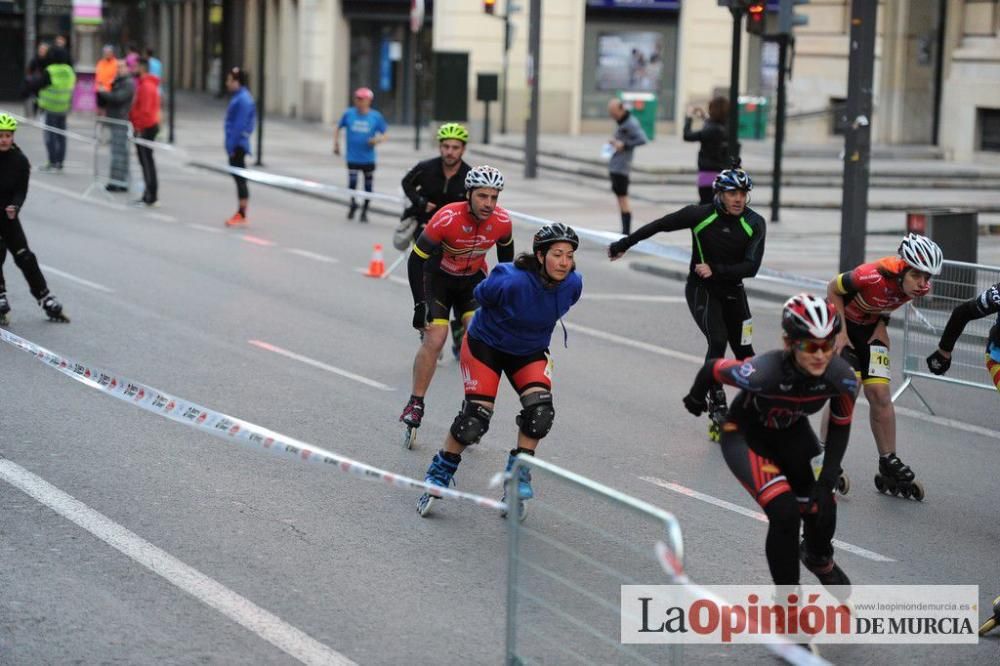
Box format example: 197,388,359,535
27,61,76,171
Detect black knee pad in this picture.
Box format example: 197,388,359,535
450,400,493,446
517,391,555,439
12,248,36,269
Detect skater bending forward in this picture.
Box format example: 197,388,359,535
417,224,583,519
683,294,856,587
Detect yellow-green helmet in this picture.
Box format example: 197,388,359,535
0,113,16,132
437,122,469,144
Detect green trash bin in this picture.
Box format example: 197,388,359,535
738,95,769,140
619,91,657,141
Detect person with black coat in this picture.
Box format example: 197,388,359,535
683,96,730,204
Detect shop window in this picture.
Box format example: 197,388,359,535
979,108,1000,152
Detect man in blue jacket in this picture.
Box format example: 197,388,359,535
224,67,255,227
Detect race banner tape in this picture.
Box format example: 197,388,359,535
0,328,505,512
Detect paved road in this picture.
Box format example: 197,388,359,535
1,124,998,665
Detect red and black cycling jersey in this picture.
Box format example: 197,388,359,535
690,350,858,478
938,281,1000,352
832,256,914,326
413,201,514,276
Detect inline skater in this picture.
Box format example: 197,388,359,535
683,294,857,588
827,233,943,500
334,87,387,223
399,122,472,359
417,224,583,519
926,281,1000,394
608,166,766,441
0,113,68,324
399,165,514,448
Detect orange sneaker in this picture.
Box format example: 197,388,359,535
225,212,247,227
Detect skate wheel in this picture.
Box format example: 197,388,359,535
899,485,911,500
909,481,925,501
403,426,416,450
837,474,850,496
874,474,886,493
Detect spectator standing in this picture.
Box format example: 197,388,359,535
26,56,76,171
606,97,648,235
24,42,50,117
333,87,387,223
129,58,161,207
96,59,134,192
125,44,140,76
683,96,730,204
223,67,255,227
144,48,163,78
95,45,118,94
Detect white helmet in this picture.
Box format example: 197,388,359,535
898,233,943,276
782,293,841,340
465,165,505,192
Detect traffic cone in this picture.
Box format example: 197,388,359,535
364,243,386,278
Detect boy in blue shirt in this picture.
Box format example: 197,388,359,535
334,87,387,223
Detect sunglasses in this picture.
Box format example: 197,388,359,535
793,338,835,354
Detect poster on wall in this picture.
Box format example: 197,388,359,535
596,31,664,92
72,0,101,25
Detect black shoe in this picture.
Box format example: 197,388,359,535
347,202,358,220
106,184,126,192
359,210,369,223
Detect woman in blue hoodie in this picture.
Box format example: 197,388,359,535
223,67,255,227
417,223,583,519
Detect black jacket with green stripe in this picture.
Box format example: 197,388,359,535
618,202,766,287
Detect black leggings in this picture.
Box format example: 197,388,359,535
229,148,248,200
685,279,755,363
135,125,159,203
721,415,835,585
0,216,49,299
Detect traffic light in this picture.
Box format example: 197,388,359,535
746,1,766,35
778,0,809,34
484,0,496,15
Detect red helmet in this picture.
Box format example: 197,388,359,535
354,87,374,101
782,293,841,340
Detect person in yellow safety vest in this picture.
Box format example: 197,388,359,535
26,61,76,171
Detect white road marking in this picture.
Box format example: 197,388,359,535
187,222,225,234
38,264,115,293
248,340,394,392
0,459,357,666
352,267,409,287
241,234,275,247
639,476,896,563
29,180,178,223
285,249,339,264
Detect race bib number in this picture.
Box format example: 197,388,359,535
868,344,891,379
544,353,554,379
741,318,753,347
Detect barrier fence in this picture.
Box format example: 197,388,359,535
503,456,824,666
83,115,134,199
894,259,1000,412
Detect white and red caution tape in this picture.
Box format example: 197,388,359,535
0,328,505,511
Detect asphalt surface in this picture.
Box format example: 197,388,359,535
1,125,998,666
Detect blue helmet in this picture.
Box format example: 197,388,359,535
713,168,753,193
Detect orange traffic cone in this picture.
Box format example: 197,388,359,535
364,243,386,278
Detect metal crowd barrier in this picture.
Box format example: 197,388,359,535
503,456,823,665
83,116,134,200
894,259,1000,412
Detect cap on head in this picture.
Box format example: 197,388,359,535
354,87,375,101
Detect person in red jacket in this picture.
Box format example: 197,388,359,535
129,58,161,207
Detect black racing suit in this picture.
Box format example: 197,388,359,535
689,351,858,584
937,282,1000,391
400,157,471,240
611,202,766,403
0,144,50,300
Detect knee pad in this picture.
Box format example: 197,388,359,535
516,391,555,439
12,248,36,268
450,400,493,446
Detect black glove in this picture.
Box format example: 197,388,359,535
809,478,837,521
412,302,428,330
608,239,629,259
926,350,951,375
682,392,708,417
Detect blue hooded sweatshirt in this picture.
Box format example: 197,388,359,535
468,263,583,356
